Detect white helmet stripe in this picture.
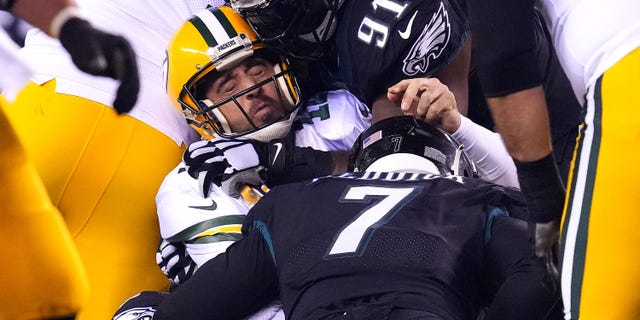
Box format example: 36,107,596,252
194,10,234,46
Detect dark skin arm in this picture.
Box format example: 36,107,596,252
432,37,472,116
10,0,75,37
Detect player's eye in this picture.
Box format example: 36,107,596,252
248,65,266,77
219,80,236,95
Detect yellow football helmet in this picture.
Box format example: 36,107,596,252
165,5,302,141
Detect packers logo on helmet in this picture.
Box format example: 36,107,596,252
165,5,302,141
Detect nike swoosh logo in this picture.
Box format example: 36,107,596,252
272,142,283,166
398,11,418,40
188,199,218,210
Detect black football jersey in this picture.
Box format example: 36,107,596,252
331,0,468,106
154,172,566,320
227,172,527,319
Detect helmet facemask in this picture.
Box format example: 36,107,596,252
179,54,302,142
166,5,303,141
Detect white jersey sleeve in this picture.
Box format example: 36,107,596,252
156,163,252,267
452,115,519,188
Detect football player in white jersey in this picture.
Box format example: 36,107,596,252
156,4,371,283
0,0,140,318
115,5,520,319
468,1,640,318
2,0,226,319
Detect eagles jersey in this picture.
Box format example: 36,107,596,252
156,89,371,267
154,172,561,320
331,0,468,106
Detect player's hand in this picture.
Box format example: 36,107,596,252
387,78,460,133
156,240,197,287
535,219,560,271
535,220,560,258
183,139,269,198
58,18,140,114
533,220,561,292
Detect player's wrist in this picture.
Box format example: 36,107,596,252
514,153,565,222
264,144,333,186
450,114,471,137
50,6,83,38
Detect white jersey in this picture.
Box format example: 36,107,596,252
18,0,225,145
537,0,640,102
0,28,33,101
156,89,372,266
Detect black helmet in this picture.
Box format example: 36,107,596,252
351,116,478,177
228,0,344,60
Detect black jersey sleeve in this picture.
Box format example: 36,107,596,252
154,229,279,320
467,0,542,97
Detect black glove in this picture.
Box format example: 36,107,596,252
58,17,139,114
183,136,334,197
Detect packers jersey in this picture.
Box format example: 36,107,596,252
331,0,468,106
155,89,371,267
154,172,564,320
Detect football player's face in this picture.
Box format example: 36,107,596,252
205,56,293,133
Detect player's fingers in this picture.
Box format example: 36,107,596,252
424,94,450,123
387,79,412,105
415,87,440,118
387,79,412,93
111,40,140,114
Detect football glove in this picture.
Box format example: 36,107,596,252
156,239,197,288
59,17,139,114
184,136,334,198
534,220,560,286
183,139,268,198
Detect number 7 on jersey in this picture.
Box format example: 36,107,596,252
326,185,420,257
